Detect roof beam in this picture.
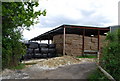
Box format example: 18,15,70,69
65,26,110,30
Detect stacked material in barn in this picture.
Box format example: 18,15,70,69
65,34,82,56
100,35,106,48
53,34,106,57
84,36,98,51
53,35,63,56
53,34,82,56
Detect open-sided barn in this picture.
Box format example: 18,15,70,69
30,24,110,57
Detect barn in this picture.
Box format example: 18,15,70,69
30,24,110,57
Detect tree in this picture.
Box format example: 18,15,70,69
2,1,46,68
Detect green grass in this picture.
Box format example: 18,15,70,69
10,63,25,70
77,55,97,58
88,69,109,81
9,62,37,70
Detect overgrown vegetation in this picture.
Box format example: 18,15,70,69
88,28,120,80
2,1,46,69
100,29,120,80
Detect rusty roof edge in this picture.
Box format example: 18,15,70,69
30,24,110,41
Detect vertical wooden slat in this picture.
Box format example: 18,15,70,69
82,29,85,56
63,26,66,55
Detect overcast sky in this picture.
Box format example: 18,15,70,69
22,0,119,40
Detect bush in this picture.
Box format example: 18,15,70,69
101,29,120,80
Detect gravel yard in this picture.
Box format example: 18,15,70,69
1,56,97,79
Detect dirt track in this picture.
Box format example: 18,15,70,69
2,56,97,79
23,62,96,79
2,62,96,79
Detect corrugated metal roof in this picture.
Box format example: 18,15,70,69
30,24,110,41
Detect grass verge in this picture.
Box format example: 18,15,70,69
88,69,109,81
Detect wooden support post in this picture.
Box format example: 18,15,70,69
47,35,50,58
82,29,85,56
47,39,50,58
97,30,100,64
48,40,50,44
63,26,66,55
98,30,100,51
48,34,50,44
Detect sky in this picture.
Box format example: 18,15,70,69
22,0,120,40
